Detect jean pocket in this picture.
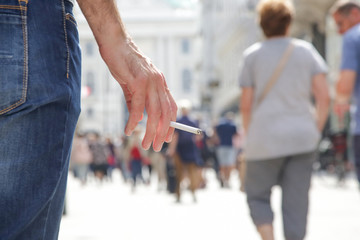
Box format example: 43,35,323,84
0,2,28,115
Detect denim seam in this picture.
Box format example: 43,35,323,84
0,2,28,115
18,142,71,238
39,158,70,239
14,166,64,239
20,0,28,112
62,0,70,79
40,203,51,240
40,92,72,238
41,189,55,239
40,94,73,240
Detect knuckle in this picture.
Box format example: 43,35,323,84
153,73,163,84
162,105,170,116
149,107,161,120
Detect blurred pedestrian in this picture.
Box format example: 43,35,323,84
232,128,246,192
330,0,360,190
163,142,177,193
88,133,109,183
168,100,201,203
128,128,145,191
149,148,167,191
215,112,238,188
115,135,132,182
105,137,116,181
239,0,330,239
0,0,176,238
203,128,222,182
71,133,92,185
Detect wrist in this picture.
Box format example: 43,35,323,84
97,26,129,50
98,34,131,66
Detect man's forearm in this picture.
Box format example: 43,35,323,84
77,0,128,47
312,74,330,131
336,70,356,103
76,0,145,85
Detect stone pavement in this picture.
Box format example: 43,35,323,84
59,170,360,240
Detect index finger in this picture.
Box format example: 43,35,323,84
163,76,177,142
125,87,146,136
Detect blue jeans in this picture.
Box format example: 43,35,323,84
0,0,81,239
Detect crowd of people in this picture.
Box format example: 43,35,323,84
70,107,244,197
70,1,360,240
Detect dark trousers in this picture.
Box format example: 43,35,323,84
353,135,360,183
245,152,315,240
131,160,143,185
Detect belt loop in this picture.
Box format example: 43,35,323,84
18,0,28,11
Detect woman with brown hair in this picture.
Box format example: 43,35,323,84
239,0,330,239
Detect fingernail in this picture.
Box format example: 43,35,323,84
142,141,151,150
155,143,163,152
125,128,132,136
165,135,173,143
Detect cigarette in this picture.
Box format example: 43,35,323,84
170,121,202,135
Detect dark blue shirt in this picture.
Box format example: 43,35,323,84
341,23,360,134
216,119,237,146
176,116,201,164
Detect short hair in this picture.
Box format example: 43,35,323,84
330,0,360,16
257,0,294,37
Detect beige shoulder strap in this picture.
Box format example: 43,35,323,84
256,41,295,107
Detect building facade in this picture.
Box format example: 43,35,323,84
200,0,260,120
201,0,339,121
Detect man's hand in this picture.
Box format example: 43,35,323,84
77,0,177,152
333,101,350,124
100,39,177,152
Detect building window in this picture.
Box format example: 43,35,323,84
181,39,190,54
86,71,95,95
86,41,94,56
182,69,192,92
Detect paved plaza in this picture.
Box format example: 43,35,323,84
59,170,360,240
